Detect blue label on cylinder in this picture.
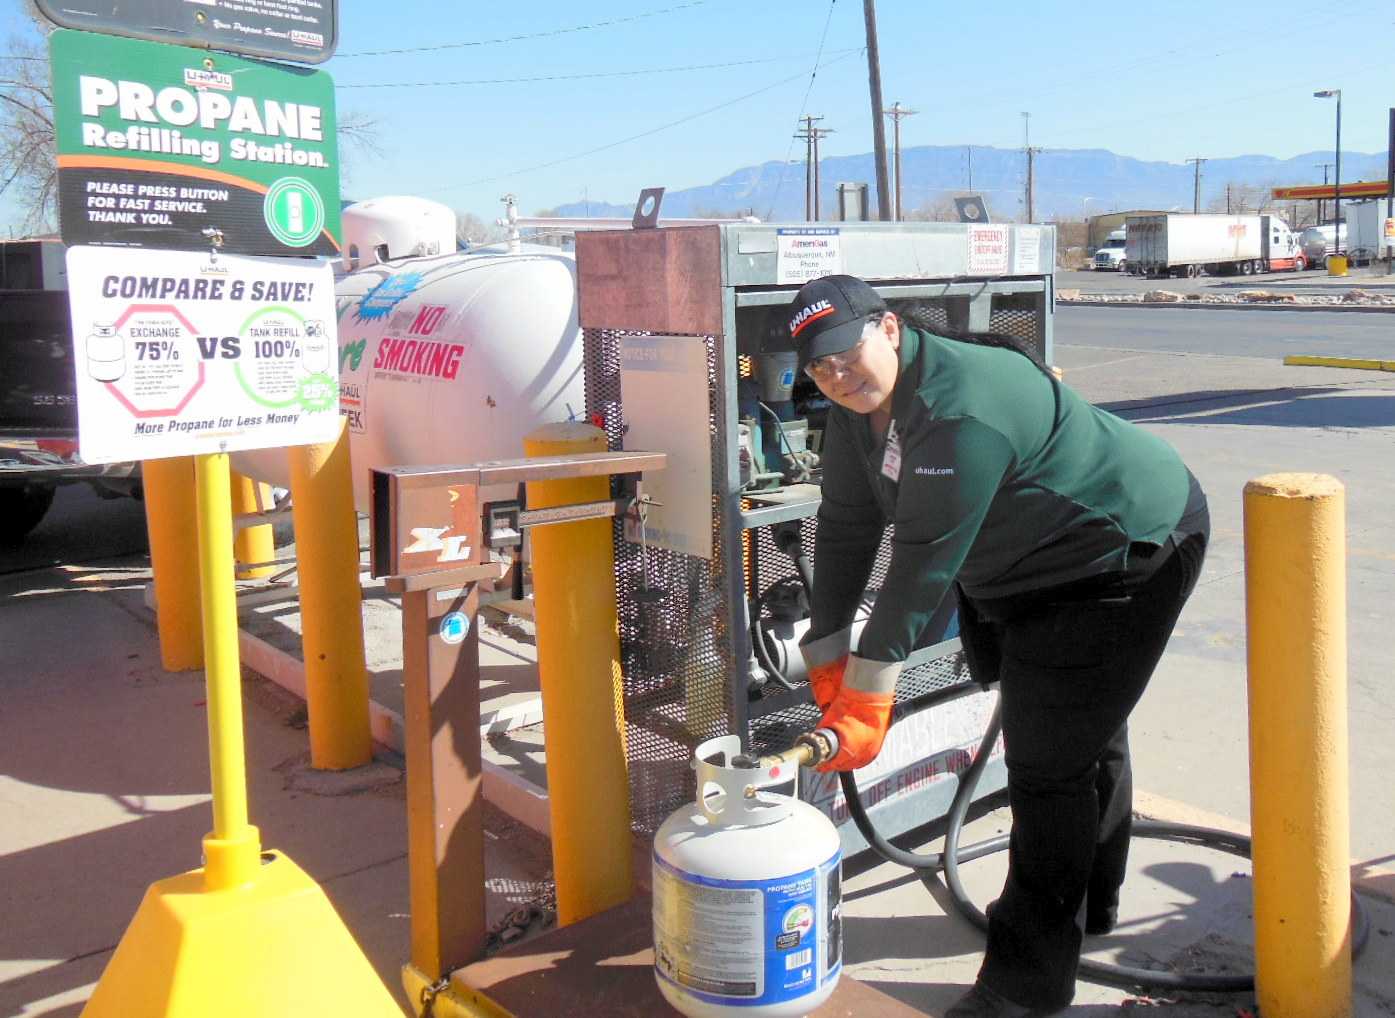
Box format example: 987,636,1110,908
652,849,841,1008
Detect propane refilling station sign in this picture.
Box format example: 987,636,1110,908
49,29,340,257
66,245,340,463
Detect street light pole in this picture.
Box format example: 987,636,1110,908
1315,90,1342,253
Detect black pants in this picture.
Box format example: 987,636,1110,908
957,526,1208,1009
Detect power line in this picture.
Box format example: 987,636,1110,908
427,48,863,195
336,1,708,57
335,49,862,90
765,0,840,221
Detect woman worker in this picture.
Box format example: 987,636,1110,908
788,274,1209,1018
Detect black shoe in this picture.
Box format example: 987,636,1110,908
945,983,1059,1018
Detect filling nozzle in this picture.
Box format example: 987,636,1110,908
732,729,839,771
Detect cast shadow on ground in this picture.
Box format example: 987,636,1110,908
1116,384,1395,423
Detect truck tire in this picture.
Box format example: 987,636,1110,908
0,484,57,545
1240,260,1253,275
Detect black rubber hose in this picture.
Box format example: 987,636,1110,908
751,577,807,692
838,699,1370,994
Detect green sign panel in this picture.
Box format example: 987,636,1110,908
51,29,341,257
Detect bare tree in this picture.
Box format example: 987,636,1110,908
455,210,506,247
1206,181,1280,216
335,109,383,187
0,7,56,234
903,193,961,222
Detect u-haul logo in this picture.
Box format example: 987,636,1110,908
183,69,234,91
789,299,835,337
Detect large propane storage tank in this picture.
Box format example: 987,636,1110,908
653,736,842,1018
231,197,584,510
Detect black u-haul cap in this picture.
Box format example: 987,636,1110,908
786,274,887,373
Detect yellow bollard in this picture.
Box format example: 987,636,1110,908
1244,472,1352,1018
525,422,634,925
230,469,276,580
288,419,373,770
141,456,203,671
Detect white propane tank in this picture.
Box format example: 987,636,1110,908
231,199,584,510
653,736,842,1018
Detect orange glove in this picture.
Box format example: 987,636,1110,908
807,655,847,712
815,684,895,772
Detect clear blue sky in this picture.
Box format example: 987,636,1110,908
5,0,1393,229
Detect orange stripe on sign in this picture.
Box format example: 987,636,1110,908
790,304,837,338
59,154,271,194
58,155,342,252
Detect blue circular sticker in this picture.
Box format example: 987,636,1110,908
439,611,470,645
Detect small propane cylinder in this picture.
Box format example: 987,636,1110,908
653,735,842,1017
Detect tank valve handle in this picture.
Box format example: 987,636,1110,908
732,729,839,771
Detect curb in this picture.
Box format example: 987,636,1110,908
1284,355,1395,372
1059,299,1395,314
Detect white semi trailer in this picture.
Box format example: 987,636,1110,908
1126,213,1303,278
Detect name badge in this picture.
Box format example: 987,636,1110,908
881,421,902,481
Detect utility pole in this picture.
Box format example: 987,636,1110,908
1315,162,1332,225
795,115,833,220
812,123,833,220
1226,184,1232,214
966,145,973,191
863,0,891,220
884,102,917,220
794,115,823,221
1024,146,1043,222
1021,112,1042,223
1186,157,1207,214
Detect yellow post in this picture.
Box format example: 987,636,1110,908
525,422,633,925
1244,472,1351,1018
194,453,262,889
287,418,373,770
230,469,276,580
141,456,203,671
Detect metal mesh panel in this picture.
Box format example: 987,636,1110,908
988,292,1045,359
583,326,735,833
887,297,951,333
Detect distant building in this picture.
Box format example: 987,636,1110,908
1086,211,1166,252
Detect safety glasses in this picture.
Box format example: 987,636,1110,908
803,337,868,380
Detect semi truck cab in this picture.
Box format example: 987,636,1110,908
1093,229,1127,271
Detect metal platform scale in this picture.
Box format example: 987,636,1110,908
574,220,1056,853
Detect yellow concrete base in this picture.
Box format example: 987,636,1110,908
401,963,513,1018
82,850,400,1017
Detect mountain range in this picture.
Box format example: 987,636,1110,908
550,145,1389,222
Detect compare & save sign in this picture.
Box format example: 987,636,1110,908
50,29,340,256
67,246,341,462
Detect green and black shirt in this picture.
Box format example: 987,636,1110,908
805,326,1193,682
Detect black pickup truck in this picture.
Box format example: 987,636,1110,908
1,242,141,543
